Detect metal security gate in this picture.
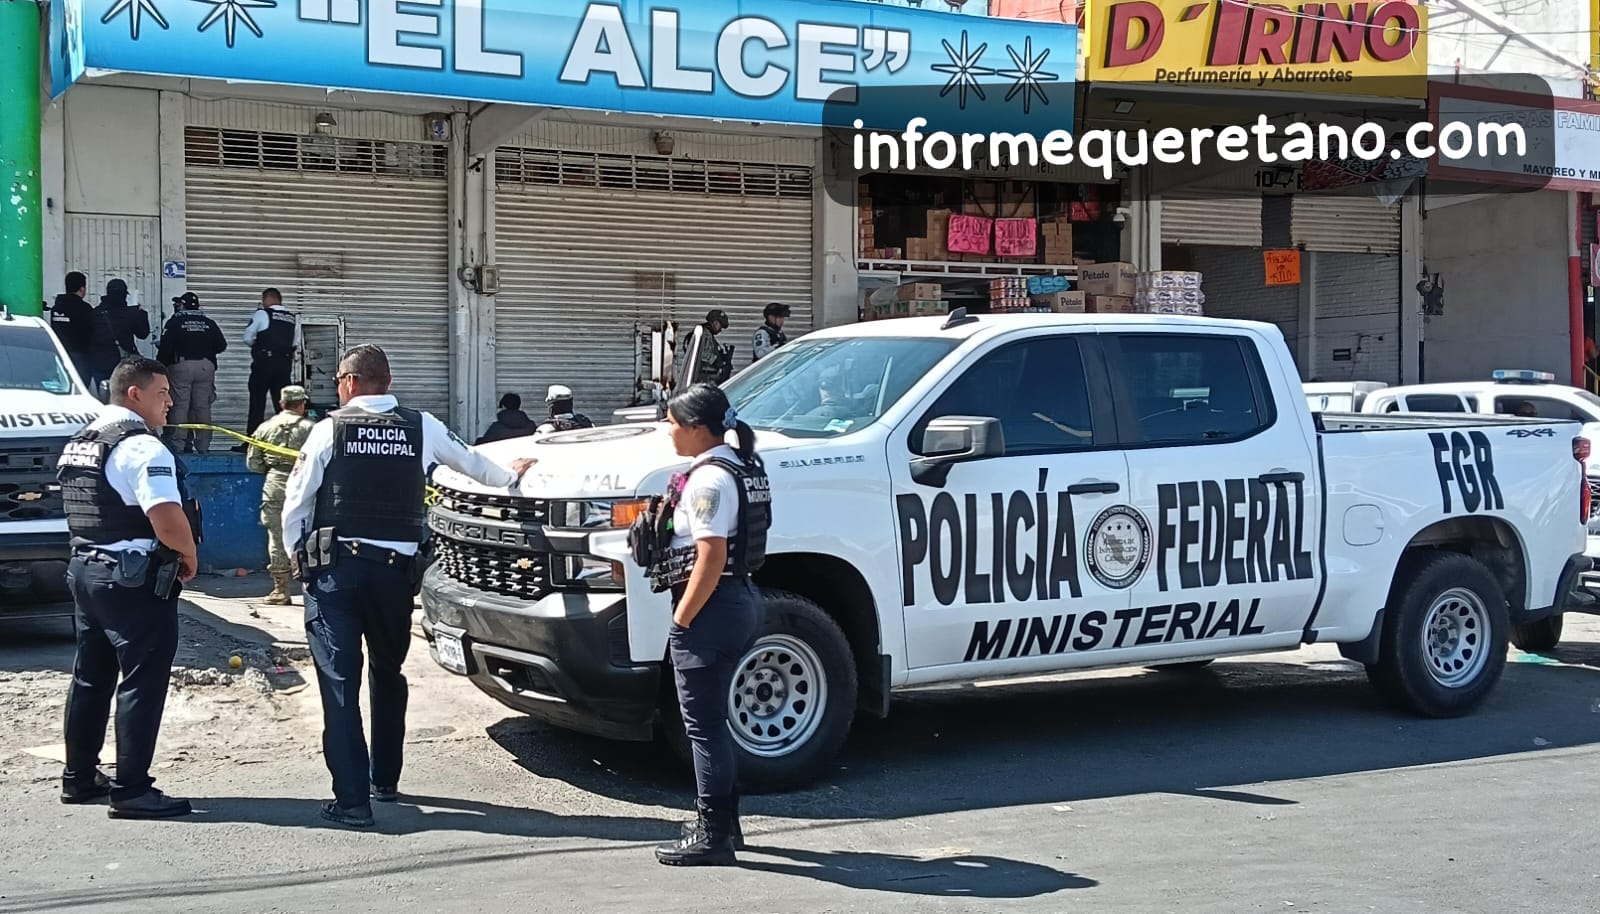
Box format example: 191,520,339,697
65,215,162,360
1291,194,1401,254
1310,252,1401,383
183,126,450,430
493,147,815,415
1160,191,1263,247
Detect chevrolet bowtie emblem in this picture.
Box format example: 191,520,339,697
514,558,534,571
16,492,44,502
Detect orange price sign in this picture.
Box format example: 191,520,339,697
1264,249,1302,286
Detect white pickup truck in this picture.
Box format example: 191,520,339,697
422,312,1589,790
0,310,103,621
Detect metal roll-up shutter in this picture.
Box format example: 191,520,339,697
493,148,815,415
1160,191,1263,247
1312,252,1400,383
1188,246,1302,362
184,127,450,429
1291,194,1401,254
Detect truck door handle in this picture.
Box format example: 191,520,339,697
1068,480,1121,495
1257,470,1305,485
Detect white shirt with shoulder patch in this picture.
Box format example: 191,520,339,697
670,445,742,551
92,405,181,552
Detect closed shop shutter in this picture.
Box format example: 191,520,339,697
1160,191,1263,247
1291,195,1401,254
183,126,450,430
1189,246,1303,367
1311,252,1400,383
493,148,814,415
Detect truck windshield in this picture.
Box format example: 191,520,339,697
722,336,959,438
0,328,75,394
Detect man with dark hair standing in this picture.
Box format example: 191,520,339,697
89,279,150,400
55,356,201,819
243,287,300,436
281,345,536,828
157,292,228,454
50,271,96,387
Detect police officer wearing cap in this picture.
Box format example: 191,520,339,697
56,356,202,820
243,287,301,436
157,292,228,454
751,303,790,364
280,344,537,828
640,382,771,867
536,384,595,435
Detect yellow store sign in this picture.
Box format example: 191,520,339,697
1086,0,1428,94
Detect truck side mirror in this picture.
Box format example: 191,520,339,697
910,416,1005,487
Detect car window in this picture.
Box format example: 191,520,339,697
912,335,1097,456
1495,396,1588,422
1403,394,1467,412
1108,333,1273,445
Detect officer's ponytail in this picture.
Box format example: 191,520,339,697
667,383,763,470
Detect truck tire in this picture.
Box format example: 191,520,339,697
1365,552,1509,718
663,588,858,793
1509,613,1563,652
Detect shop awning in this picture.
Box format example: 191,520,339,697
48,0,1076,133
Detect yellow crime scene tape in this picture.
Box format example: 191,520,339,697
176,423,443,505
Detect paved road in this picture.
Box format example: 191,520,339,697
1,591,1596,914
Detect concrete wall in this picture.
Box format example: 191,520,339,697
1420,191,1571,381
64,85,160,216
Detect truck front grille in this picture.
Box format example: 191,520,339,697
0,438,67,521
1589,478,1600,521
430,482,552,599
435,537,551,600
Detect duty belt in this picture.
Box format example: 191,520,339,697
339,540,414,569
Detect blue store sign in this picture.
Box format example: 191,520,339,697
52,0,1073,131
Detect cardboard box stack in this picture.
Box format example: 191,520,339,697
1134,270,1206,315
1022,274,1086,313
864,282,948,321
858,185,875,254
926,209,952,261
1041,219,1073,263
1078,261,1137,313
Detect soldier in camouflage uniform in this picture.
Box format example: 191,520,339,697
246,385,315,605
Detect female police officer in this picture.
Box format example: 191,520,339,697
646,383,771,867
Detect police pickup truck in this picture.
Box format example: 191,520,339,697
0,309,101,621
422,312,1589,790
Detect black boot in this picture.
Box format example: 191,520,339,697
679,792,744,850
656,799,737,866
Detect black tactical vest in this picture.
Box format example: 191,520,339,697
252,307,296,358
312,405,426,542
169,313,220,361
649,455,771,591
57,420,195,548
753,323,788,363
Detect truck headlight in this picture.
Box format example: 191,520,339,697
558,499,650,528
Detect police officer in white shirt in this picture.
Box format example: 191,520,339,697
56,356,202,819
280,344,536,828
643,383,771,867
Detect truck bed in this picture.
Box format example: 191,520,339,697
1315,412,1577,433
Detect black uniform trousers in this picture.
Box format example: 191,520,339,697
63,553,181,802
669,576,760,805
304,551,415,809
246,354,294,434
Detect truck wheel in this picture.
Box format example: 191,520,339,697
1509,613,1563,652
1366,552,1509,718
664,589,857,793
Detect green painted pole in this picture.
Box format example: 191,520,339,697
0,0,43,317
